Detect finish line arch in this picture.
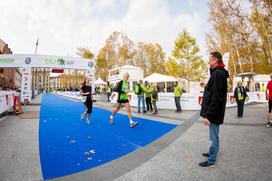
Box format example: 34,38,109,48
0,54,95,102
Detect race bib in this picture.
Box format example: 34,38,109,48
82,96,87,102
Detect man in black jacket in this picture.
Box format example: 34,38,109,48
199,51,229,167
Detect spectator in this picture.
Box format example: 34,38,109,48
151,83,158,114
199,51,229,167
234,81,248,119
134,80,146,113
144,81,153,112
174,81,182,113
265,74,272,128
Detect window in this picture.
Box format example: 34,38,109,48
110,69,119,76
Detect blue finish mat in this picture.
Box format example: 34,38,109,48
39,94,177,179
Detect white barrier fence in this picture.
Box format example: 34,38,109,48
55,91,107,101
0,91,17,114
56,91,267,111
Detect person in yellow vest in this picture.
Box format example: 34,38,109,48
98,86,102,95
174,81,183,113
134,80,146,113
106,82,112,102
234,81,249,119
144,81,153,112
151,83,158,114
261,83,265,92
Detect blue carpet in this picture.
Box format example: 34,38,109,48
39,94,177,180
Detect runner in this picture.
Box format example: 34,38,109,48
109,73,138,127
265,74,272,128
80,78,93,125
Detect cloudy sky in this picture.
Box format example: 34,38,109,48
1,0,213,59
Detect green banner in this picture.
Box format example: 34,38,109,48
0,58,15,64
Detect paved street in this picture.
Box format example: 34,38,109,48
0,94,271,181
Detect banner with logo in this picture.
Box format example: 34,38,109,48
0,54,95,70
21,68,32,102
223,52,229,70
85,61,96,94
0,54,95,103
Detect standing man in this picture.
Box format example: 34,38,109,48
265,74,272,128
199,51,229,167
174,81,182,113
134,80,146,113
144,81,153,112
151,83,158,114
109,73,138,127
106,82,112,102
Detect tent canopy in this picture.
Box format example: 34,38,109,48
143,73,177,83
94,77,107,85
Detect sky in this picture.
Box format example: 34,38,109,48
1,0,217,60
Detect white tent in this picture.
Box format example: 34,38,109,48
94,77,107,85
143,73,178,92
143,73,177,82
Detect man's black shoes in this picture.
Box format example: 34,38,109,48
199,161,215,168
202,153,209,157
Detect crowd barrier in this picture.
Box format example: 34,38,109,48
0,91,18,114
56,91,268,111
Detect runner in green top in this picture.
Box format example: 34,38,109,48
119,81,129,100
109,73,138,127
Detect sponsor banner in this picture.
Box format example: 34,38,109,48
0,91,17,114
56,91,267,110
223,52,229,70
21,68,32,102
0,54,95,70
85,61,96,94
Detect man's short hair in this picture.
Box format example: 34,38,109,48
210,51,223,63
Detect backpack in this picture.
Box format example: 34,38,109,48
134,84,143,95
152,90,158,99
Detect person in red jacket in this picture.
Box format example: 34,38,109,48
265,74,272,128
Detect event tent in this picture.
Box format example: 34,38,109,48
143,73,177,83
94,77,107,85
143,73,178,92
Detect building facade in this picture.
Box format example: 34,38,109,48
50,74,64,90
0,39,21,90
32,68,51,92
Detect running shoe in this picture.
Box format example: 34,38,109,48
130,121,138,128
86,118,90,125
109,115,114,124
